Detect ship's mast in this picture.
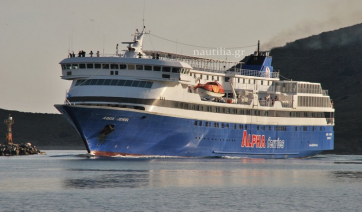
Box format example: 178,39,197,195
122,26,149,58
4,114,14,145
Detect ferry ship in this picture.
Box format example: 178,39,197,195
55,27,334,158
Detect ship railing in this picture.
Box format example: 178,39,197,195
191,67,279,79
64,99,73,105
322,89,329,96
258,94,293,108
67,52,122,58
281,101,292,108
326,118,334,125
70,51,279,79
258,100,292,108
147,51,279,79
228,68,279,79
279,94,293,108
236,99,253,105
259,100,272,107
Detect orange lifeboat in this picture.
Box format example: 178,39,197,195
194,81,225,98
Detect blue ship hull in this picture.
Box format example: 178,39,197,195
55,105,334,158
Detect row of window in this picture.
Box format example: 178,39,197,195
75,79,153,88
298,83,322,94
178,102,331,118
194,120,326,131
274,82,297,93
190,74,272,86
68,95,334,119
298,96,331,107
62,63,190,74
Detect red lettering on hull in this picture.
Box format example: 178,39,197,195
241,130,266,148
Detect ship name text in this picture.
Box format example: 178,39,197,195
241,130,285,149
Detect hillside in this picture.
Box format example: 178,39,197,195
270,23,362,154
0,108,83,149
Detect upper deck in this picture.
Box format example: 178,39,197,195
59,28,334,120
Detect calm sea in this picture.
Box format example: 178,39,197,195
0,150,362,212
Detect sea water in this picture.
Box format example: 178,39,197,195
0,150,362,212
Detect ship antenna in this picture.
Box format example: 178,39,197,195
142,0,145,29
257,40,260,55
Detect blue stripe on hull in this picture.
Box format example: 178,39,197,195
55,105,334,159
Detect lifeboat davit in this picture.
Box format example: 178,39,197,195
194,81,225,98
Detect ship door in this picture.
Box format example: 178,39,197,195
253,94,258,107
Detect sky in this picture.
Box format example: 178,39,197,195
0,0,361,114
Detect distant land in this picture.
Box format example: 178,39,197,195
1,23,362,154
0,108,83,150
270,22,362,154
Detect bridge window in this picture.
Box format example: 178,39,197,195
79,64,86,69
72,64,78,69
111,80,118,86
172,67,180,73
84,80,92,85
136,65,143,70
110,64,118,69
115,80,125,86
87,64,94,69
128,64,135,70
96,79,105,85
89,79,97,85
154,66,161,71
95,64,101,69
75,80,83,86
102,64,109,69
131,81,140,87
145,82,153,88
162,67,171,72
104,79,112,85
145,65,152,71
138,81,146,87
124,80,133,86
